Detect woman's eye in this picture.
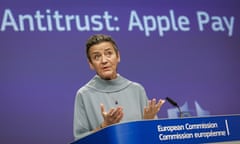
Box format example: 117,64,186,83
93,55,100,60
106,51,112,57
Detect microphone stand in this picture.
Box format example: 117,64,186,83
166,97,183,118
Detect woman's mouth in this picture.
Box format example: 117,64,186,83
102,66,110,71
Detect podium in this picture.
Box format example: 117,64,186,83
71,114,240,144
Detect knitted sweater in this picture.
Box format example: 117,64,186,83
73,74,148,140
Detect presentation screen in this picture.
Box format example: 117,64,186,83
1,1,239,143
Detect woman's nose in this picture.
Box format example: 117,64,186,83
101,55,108,63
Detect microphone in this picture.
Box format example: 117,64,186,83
165,97,183,118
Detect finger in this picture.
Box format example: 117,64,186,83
151,98,157,107
144,107,148,113
148,100,151,106
156,99,165,111
152,98,157,105
108,108,115,116
100,104,107,116
149,99,156,111
157,99,165,106
115,111,124,123
147,100,152,110
111,107,122,118
112,108,123,122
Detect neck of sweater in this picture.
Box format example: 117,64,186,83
86,74,132,93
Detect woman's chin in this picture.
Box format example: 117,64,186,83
99,72,117,80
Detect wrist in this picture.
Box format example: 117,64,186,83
100,122,107,129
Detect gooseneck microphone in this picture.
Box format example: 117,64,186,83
165,97,183,118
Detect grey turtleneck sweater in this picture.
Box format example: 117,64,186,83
73,74,148,140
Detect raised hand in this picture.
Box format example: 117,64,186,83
100,104,124,128
143,98,165,119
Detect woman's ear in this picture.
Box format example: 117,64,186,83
117,51,121,63
88,60,95,70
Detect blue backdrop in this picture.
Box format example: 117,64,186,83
0,0,240,143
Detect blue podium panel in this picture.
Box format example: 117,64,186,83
71,115,240,144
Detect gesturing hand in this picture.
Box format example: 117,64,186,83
100,104,124,128
143,98,165,119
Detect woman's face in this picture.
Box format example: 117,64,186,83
88,42,120,80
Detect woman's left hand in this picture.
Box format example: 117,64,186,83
143,98,165,119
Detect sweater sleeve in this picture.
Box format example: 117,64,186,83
136,82,158,119
73,90,93,140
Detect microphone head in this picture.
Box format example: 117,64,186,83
166,97,179,107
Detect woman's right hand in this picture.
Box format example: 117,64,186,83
100,104,124,128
